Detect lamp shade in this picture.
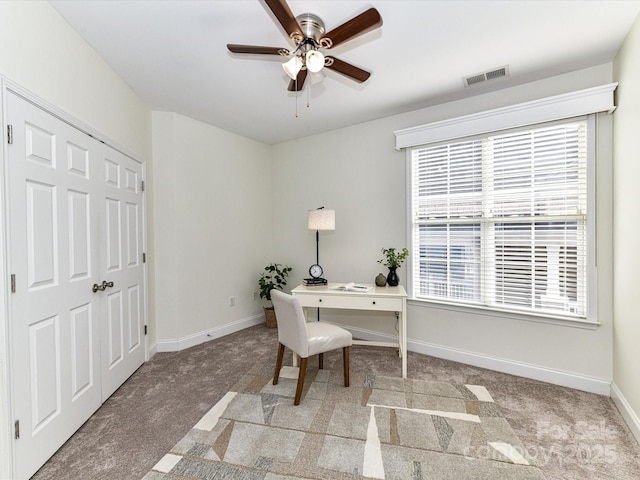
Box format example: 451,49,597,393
283,55,303,80
308,209,335,231
305,50,325,73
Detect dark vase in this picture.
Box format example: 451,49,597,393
387,267,399,286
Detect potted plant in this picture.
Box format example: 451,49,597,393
258,263,292,328
378,247,409,286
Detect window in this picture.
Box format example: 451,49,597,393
409,118,589,319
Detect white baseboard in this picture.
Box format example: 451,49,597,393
347,326,611,396
155,314,264,353
611,383,640,446
147,342,158,361
155,318,611,395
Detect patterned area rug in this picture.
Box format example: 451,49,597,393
143,363,546,480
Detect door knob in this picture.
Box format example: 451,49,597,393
92,280,114,293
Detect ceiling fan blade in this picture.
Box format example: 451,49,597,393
227,44,289,56
265,0,304,43
324,57,371,83
287,69,308,91
319,8,382,49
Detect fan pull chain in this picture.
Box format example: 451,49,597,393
307,83,310,109
295,76,299,118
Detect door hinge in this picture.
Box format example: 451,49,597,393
7,125,13,145
142,252,146,263
10,274,15,293
144,325,148,335
141,180,145,192
14,420,19,439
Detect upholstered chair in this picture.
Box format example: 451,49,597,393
271,289,352,405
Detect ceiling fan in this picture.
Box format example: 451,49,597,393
227,0,382,92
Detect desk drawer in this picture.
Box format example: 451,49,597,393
296,294,402,311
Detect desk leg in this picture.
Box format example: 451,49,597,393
397,312,402,359
400,304,407,379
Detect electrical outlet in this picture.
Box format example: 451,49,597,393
252,291,258,301
229,296,235,307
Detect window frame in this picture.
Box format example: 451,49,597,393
405,115,599,327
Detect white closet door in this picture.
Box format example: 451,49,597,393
7,91,102,480
99,145,145,400
6,91,146,479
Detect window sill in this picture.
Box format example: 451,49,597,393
407,297,601,330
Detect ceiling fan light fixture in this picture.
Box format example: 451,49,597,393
283,55,303,80
306,49,325,73
227,3,382,94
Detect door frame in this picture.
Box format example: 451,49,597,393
0,78,149,479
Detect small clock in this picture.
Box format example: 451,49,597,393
309,264,324,278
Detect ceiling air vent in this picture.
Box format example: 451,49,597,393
463,65,509,88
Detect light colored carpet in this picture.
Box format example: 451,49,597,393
143,363,546,480
30,324,640,480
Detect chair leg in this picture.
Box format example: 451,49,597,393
319,352,324,369
343,346,350,387
294,357,308,405
273,343,285,385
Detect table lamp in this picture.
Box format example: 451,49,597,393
305,207,335,286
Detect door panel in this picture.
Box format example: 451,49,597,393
26,181,58,289
67,142,89,178
99,146,145,401
68,190,90,280
29,315,60,433
106,290,123,368
105,197,121,272
128,284,142,351
25,122,55,166
104,158,119,187
8,92,103,480
126,202,139,267
69,302,94,399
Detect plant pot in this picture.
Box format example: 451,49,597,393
264,306,277,328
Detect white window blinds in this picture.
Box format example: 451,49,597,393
411,119,588,318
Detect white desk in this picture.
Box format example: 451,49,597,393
291,283,408,378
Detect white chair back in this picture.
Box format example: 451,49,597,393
271,289,309,357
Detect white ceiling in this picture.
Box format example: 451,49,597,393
50,0,640,145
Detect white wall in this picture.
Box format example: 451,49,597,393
612,13,640,442
272,64,615,394
0,1,150,157
151,112,273,349
0,2,152,478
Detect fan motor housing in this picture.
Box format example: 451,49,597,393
296,13,325,43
